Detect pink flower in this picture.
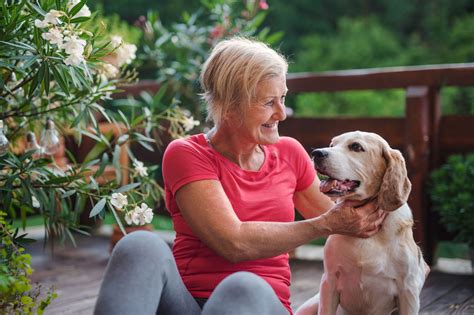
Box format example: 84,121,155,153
210,25,224,40
259,0,269,10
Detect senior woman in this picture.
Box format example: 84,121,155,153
94,37,385,315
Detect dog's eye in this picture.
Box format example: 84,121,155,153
349,142,365,152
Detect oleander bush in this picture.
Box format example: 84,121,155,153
1,1,194,311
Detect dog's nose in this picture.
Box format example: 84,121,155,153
311,149,328,160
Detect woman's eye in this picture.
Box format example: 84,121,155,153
349,142,365,152
265,100,273,106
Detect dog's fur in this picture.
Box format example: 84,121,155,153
296,131,428,315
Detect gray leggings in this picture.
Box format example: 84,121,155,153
94,231,289,315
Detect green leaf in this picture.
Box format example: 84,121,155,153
0,40,35,52
61,190,76,198
89,198,106,218
82,138,108,163
70,16,90,24
114,182,141,194
70,109,86,128
112,145,122,184
95,153,109,178
43,61,50,95
68,0,87,18
50,63,70,96
138,140,155,152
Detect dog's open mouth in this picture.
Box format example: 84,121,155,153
318,172,361,197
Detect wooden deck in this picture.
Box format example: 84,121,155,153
27,232,474,314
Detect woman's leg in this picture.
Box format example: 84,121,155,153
202,271,289,315
94,231,201,315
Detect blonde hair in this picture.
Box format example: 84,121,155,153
200,37,288,125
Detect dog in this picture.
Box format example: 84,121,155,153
296,131,429,315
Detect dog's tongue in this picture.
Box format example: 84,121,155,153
320,179,338,193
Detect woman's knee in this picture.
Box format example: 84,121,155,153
204,272,287,315
112,231,171,262
215,271,271,296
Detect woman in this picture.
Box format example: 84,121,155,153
94,37,385,315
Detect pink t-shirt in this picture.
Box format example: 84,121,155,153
162,134,316,313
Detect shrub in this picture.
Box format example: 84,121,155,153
429,153,474,247
134,0,283,119
0,211,57,314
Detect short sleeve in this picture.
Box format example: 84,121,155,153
279,137,316,191
162,138,219,196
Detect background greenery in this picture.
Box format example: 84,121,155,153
90,0,474,117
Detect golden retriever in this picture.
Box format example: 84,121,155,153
296,131,429,315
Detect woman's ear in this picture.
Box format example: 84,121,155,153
377,146,411,211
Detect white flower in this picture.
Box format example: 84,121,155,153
98,63,119,81
110,192,128,211
133,160,148,177
34,19,49,28
41,27,63,46
67,0,91,18
110,35,123,49
115,43,137,66
64,52,85,66
124,209,139,226
133,203,153,225
32,196,40,208
183,116,200,132
44,10,63,25
61,35,86,55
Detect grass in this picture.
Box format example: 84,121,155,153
101,213,174,231
435,241,471,260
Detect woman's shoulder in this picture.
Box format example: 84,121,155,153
274,136,306,151
166,134,206,152
164,134,211,160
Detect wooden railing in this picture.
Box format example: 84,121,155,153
283,63,474,264
118,63,474,264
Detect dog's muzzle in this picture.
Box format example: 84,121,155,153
311,149,328,167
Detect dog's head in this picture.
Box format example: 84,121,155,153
312,131,411,211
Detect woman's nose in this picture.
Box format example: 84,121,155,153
274,101,287,121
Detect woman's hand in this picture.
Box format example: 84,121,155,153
317,200,387,238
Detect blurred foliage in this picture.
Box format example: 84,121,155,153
89,0,202,25
84,0,474,117
0,211,57,314
82,9,142,45
429,154,474,247
295,90,405,118
131,0,282,120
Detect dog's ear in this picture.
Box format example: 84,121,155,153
378,146,411,211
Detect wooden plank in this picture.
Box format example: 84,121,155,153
420,277,474,314
279,117,405,152
439,116,474,154
420,272,467,309
405,86,431,262
287,63,474,93
453,295,474,314
290,260,324,310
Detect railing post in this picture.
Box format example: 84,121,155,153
405,86,432,264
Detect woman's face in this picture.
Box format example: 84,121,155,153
232,75,287,145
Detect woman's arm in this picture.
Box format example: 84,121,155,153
293,176,335,219
175,178,384,263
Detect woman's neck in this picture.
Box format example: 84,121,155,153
206,126,264,171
